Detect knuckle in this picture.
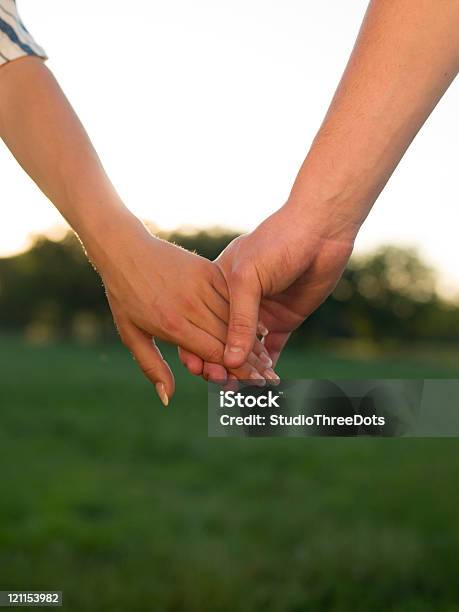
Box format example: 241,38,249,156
204,362,223,378
188,361,204,376
194,258,214,283
139,364,157,380
158,308,182,336
181,294,198,315
231,263,252,285
198,258,213,275
205,344,224,364
230,312,254,337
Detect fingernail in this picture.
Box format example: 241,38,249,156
156,383,169,407
250,371,266,387
226,346,243,354
258,324,269,337
264,369,280,383
260,352,272,367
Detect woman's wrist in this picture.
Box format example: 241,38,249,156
72,198,150,276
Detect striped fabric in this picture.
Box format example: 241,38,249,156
0,0,46,66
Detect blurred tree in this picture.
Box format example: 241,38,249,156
0,232,457,345
305,246,459,344
0,234,112,341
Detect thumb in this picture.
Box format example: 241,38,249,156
121,323,175,406
224,267,262,369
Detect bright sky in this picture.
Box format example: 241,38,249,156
2,0,459,296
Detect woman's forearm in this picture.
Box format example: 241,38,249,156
0,57,143,268
288,0,459,239
0,57,272,393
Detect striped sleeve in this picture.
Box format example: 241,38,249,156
0,0,46,66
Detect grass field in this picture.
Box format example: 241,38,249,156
1,335,459,611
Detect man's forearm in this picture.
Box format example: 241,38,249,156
0,57,142,268
288,0,459,239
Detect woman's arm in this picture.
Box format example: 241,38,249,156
0,58,134,264
0,58,271,402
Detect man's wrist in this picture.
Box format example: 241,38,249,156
284,156,375,245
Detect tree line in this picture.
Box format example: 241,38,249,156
0,229,457,345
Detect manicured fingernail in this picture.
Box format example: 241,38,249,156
258,323,269,337
264,369,280,383
156,383,169,407
250,371,266,387
260,352,272,367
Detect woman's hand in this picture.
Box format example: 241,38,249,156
87,213,274,404
0,59,272,404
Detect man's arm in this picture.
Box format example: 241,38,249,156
289,0,459,236
221,0,459,368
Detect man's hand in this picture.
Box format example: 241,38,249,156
218,204,355,368
180,0,459,380
178,201,355,378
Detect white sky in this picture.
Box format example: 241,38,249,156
2,1,459,295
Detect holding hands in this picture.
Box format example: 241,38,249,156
179,200,355,383
97,200,355,401
93,215,278,403
3,0,459,404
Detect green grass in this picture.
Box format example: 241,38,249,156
1,336,459,611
